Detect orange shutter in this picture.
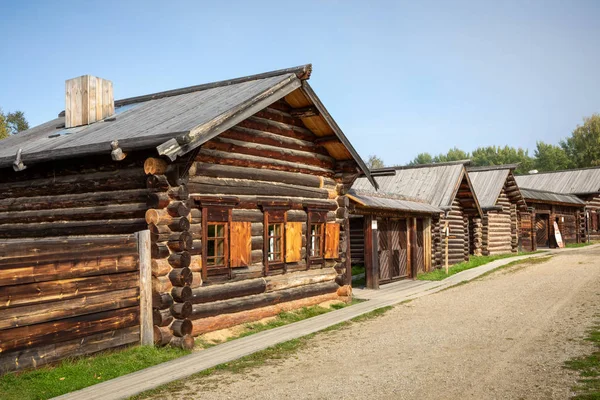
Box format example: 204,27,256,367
230,221,251,268
285,222,302,263
324,223,340,259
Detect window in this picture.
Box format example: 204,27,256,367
309,223,325,258
267,223,284,262
206,223,227,267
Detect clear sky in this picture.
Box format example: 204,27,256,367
1,0,599,165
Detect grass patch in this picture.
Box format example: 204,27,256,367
0,346,189,400
564,319,600,399
351,265,366,287
351,265,365,276
417,252,541,281
132,305,394,399
566,242,597,249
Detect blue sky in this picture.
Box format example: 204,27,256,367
1,0,599,165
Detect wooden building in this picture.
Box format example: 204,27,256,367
467,165,527,256
518,188,586,250
0,65,376,372
351,161,482,271
347,189,441,288
516,167,600,242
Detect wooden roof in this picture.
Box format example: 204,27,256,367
347,189,442,214
468,165,527,211
1,65,377,188
520,188,586,207
515,166,600,195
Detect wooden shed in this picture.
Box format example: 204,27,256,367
467,165,527,256
351,161,482,271
518,188,586,250
347,189,441,288
516,167,600,242
0,65,376,372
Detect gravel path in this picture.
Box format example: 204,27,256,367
152,247,600,400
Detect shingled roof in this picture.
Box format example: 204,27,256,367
1,65,376,188
520,188,586,206
467,164,526,211
352,160,478,211
515,166,600,195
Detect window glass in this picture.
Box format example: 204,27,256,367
310,223,324,258
267,223,283,262
207,222,227,267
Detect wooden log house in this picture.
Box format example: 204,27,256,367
467,165,527,256
516,167,600,243
346,189,441,288
517,188,586,250
0,65,376,372
351,161,482,275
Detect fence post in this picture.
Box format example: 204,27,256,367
137,230,153,346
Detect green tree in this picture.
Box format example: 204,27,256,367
561,114,600,167
6,111,29,134
0,110,8,140
366,154,385,169
471,145,534,174
433,147,470,163
533,141,571,172
408,152,434,165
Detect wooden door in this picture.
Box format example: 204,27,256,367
414,219,425,274
390,219,409,279
535,215,550,248
377,218,392,281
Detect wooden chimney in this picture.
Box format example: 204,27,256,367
65,75,114,128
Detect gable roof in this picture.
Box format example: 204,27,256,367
468,168,510,209
352,160,480,213
347,189,442,214
520,188,586,207
0,65,377,188
515,166,600,195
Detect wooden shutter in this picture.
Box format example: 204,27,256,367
230,221,251,268
285,222,302,263
324,223,340,259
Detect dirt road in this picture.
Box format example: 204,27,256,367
154,246,600,400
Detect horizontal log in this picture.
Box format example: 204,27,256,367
144,158,169,175
190,281,339,320
0,288,139,331
171,319,193,337
0,203,147,225
232,209,264,222
168,267,193,287
148,193,171,209
265,268,337,292
153,275,173,294
168,185,189,201
0,219,147,239
0,325,139,373
241,114,315,141
190,278,267,305
154,325,173,346
152,259,172,277
153,292,174,310
168,252,191,269
0,189,149,213
1,272,138,310
152,243,170,259
0,255,138,287
146,174,169,190
188,177,329,199
171,286,193,302
0,168,146,199
192,292,340,336
171,302,192,319
0,234,137,258
0,306,139,354
166,231,193,252
191,162,323,188
169,335,194,350
153,308,173,327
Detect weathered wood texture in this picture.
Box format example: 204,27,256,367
0,235,141,373
481,189,519,256
582,193,600,241
437,198,468,266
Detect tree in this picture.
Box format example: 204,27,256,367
561,114,600,168
408,152,434,166
6,111,29,134
0,111,8,140
366,155,385,169
433,147,470,163
534,141,571,172
471,145,534,174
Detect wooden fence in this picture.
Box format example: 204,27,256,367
0,232,152,373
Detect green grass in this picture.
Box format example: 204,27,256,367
132,305,393,399
566,242,597,249
417,252,540,281
564,319,600,399
351,265,365,276
0,346,189,400
351,265,366,287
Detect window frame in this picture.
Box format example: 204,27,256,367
309,222,325,259
261,204,289,274
206,222,228,268
305,208,329,268
266,222,285,264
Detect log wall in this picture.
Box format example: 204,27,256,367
583,194,600,241
520,202,584,249
438,198,468,266
483,189,518,255
0,235,141,373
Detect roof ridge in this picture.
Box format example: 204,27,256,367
58,64,312,117
520,187,579,196
372,159,471,172
515,165,600,176
467,163,519,172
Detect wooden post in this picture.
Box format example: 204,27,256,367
364,215,379,289
137,230,153,346
423,218,432,273
444,221,449,275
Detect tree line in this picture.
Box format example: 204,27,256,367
367,114,600,174
0,109,29,139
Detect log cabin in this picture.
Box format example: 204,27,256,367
467,165,527,256
346,189,441,288
351,161,482,272
517,188,586,250
0,64,377,372
516,167,600,242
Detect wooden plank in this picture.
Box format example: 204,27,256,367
324,223,340,259
230,221,252,267
285,222,302,263
137,230,153,346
